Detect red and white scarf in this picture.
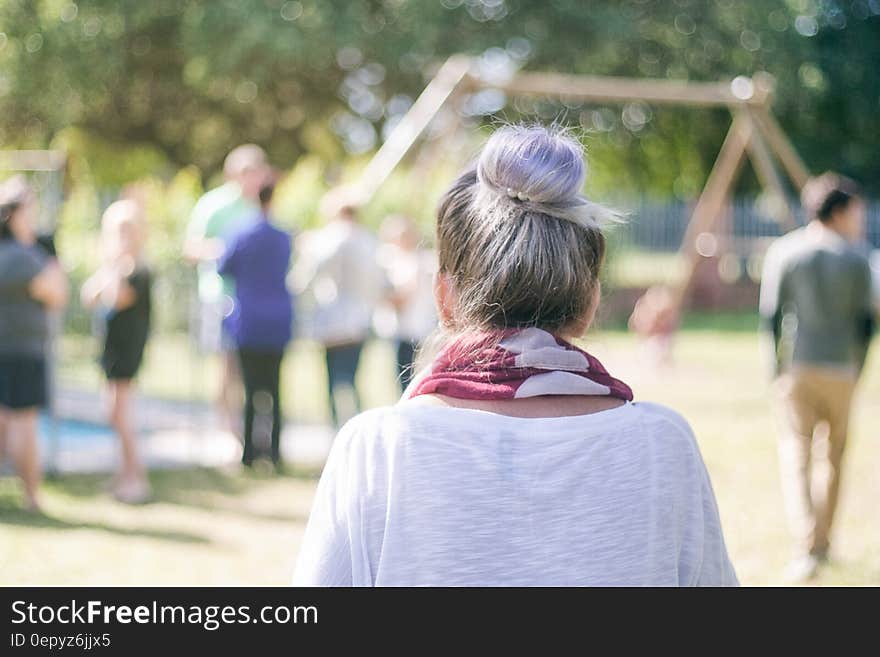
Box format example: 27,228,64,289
406,327,633,402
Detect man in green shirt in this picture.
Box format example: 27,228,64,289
184,144,268,440
759,172,875,582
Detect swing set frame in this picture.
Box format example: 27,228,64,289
352,55,811,315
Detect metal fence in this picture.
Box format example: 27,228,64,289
611,197,880,253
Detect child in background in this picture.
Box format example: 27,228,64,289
81,200,152,504
628,284,679,367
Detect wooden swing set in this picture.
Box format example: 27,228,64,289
352,54,811,321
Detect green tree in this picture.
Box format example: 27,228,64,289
1,0,878,194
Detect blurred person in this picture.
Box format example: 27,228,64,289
218,176,293,470
376,214,438,391
0,176,69,512
294,125,737,586
759,172,875,582
628,284,678,367
293,188,385,428
81,199,153,503
183,144,268,439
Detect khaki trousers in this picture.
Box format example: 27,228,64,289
774,366,856,558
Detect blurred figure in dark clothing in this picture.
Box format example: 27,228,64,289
81,199,152,504
218,176,293,469
760,172,875,582
0,176,69,512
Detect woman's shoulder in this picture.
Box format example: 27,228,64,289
336,404,411,435
328,406,403,460
332,402,470,449
626,401,705,468
629,401,693,434
629,400,697,438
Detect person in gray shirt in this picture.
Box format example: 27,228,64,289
0,176,68,512
759,172,874,582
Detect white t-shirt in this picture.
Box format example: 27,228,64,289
292,401,738,587
293,220,386,346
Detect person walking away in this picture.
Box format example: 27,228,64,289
293,189,385,428
81,199,153,504
293,125,737,586
183,144,269,440
218,178,293,470
0,176,68,512
376,214,438,391
759,172,875,582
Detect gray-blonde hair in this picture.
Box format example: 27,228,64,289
436,124,611,332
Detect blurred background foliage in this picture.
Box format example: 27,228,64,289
1,0,878,277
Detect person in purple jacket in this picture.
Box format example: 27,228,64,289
218,177,293,470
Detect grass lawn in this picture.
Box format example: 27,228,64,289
54,334,403,426
2,324,879,586
606,248,686,289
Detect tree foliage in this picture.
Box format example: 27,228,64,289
1,0,878,195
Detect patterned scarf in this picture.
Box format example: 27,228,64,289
406,327,633,402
